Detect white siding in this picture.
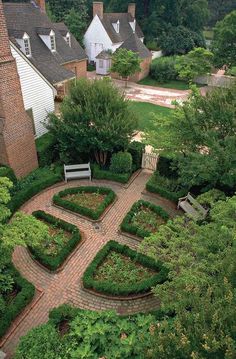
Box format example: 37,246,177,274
84,15,113,61
11,46,55,138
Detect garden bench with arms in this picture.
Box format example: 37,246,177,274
178,192,208,219
64,163,91,182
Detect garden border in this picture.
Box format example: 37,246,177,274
93,169,142,189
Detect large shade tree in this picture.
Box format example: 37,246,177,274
47,78,137,165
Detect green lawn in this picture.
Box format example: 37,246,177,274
138,76,190,90
129,101,173,132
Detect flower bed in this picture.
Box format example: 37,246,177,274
0,265,35,338
83,240,168,296
29,211,81,271
53,186,116,220
120,199,169,239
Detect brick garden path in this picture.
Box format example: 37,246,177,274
1,170,180,357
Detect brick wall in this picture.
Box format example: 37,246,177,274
0,0,38,178
63,59,87,79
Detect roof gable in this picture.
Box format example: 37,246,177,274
119,33,151,59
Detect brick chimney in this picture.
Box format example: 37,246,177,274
93,2,103,19
36,0,46,13
128,3,136,18
0,0,38,177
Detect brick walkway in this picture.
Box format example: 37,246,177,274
1,170,180,357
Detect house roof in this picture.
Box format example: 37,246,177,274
3,2,87,85
101,13,144,44
119,33,151,59
96,50,112,59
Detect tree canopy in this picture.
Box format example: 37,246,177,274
111,49,141,86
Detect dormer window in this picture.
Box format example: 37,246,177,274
112,20,120,34
65,32,71,47
50,30,56,51
23,33,31,57
129,19,136,33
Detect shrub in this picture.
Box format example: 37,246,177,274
109,152,132,174
146,172,188,203
128,141,145,171
0,165,17,184
150,56,178,83
0,265,35,338
29,211,81,271
157,155,178,178
92,164,131,184
36,132,58,167
196,189,226,209
9,168,62,214
83,240,168,296
120,199,169,238
53,186,116,220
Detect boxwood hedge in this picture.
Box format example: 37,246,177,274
0,265,35,338
53,186,116,220
29,211,81,271
120,199,169,238
92,164,131,184
83,240,168,296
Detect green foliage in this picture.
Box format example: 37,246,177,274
175,47,213,81
92,164,131,183
150,56,178,83
121,199,169,238
208,0,236,26
0,177,13,223
157,155,178,179
109,151,132,174
53,186,116,220
111,49,141,82
146,172,188,203
47,78,137,165
65,5,88,44
29,211,81,271
127,141,145,170
227,66,236,76
159,26,206,56
212,10,236,67
83,240,168,296
36,132,58,167
196,189,226,208
0,165,17,184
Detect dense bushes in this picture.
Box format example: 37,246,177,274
157,155,178,178
0,265,35,338
92,164,131,183
109,152,132,174
8,168,62,213
35,132,58,167
0,165,17,185
53,186,116,220
150,56,178,83
121,200,169,238
128,141,145,171
29,211,81,271
83,240,168,296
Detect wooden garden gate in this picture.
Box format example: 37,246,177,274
141,152,159,171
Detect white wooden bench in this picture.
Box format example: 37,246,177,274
178,192,208,219
64,163,91,182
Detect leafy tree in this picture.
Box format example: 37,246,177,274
147,85,236,190
64,4,88,45
0,177,13,223
111,49,141,87
208,0,236,27
175,47,213,82
47,78,137,165
212,10,236,67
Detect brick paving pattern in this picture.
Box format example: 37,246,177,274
1,170,180,357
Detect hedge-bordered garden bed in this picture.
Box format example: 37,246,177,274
120,199,169,239
0,265,35,338
53,186,116,220
83,240,168,296
29,211,81,271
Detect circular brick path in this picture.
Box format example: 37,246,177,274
1,170,179,357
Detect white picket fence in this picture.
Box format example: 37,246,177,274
141,152,159,171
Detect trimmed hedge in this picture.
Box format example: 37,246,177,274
150,56,178,83
83,240,168,296
109,152,132,174
36,132,58,167
146,173,187,203
92,164,131,184
8,172,62,214
0,265,35,338
0,165,17,184
121,199,169,238
29,211,81,271
53,186,116,220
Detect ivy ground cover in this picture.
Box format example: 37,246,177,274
83,240,168,296
121,199,169,239
53,186,116,220
29,211,81,271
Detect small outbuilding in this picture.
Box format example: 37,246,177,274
96,50,112,75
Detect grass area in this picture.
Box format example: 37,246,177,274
129,101,173,132
138,76,190,90
94,251,155,285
